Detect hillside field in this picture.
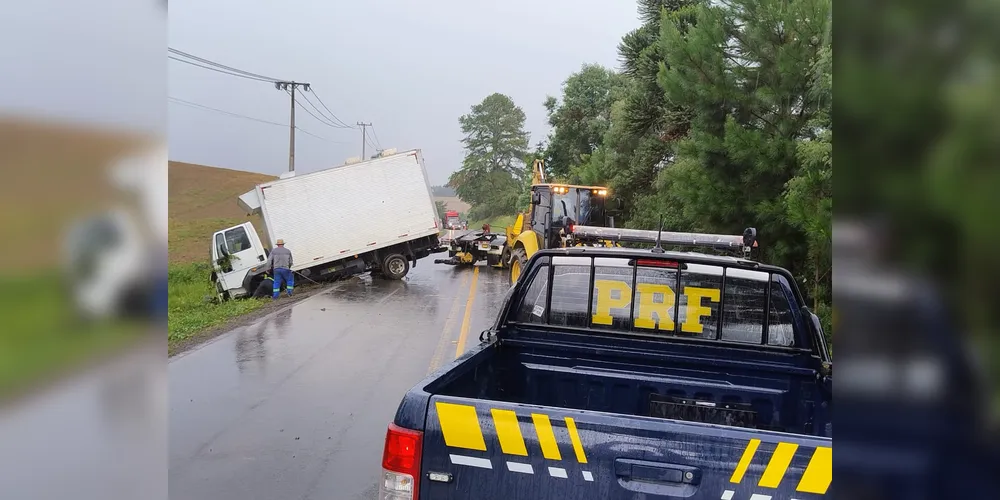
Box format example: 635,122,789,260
435,196,471,214
168,161,274,264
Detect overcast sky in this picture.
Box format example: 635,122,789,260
168,0,640,185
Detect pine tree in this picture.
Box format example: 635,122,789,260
447,93,531,220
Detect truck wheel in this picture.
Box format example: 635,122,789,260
381,253,409,280
509,248,527,284
500,246,511,268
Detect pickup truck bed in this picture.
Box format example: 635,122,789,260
402,332,830,499
430,331,828,436
382,246,832,500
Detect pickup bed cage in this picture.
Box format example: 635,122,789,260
570,225,758,255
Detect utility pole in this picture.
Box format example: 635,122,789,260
357,122,372,159
275,81,311,172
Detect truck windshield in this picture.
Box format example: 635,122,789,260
512,255,797,347
224,226,252,253
551,189,606,226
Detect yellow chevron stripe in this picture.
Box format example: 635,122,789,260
730,438,760,484
436,402,486,451
758,442,799,488
796,446,832,494
491,409,528,456
564,417,588,464
531,413,562,460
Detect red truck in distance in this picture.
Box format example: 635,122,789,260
444,211,462,230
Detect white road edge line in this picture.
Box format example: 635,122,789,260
449,454,492,469
548,467,568,479
506,462,534,474
582,471,594,482
721,491,735,500
749,494,773,500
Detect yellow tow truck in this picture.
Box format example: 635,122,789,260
501,160,616,283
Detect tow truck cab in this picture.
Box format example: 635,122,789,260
381,227,832,500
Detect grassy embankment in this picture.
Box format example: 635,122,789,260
0,274,138,400
167,161,274,346
0,120,148,399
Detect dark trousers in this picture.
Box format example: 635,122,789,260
272,268,294,298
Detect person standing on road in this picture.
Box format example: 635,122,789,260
266,239,294,300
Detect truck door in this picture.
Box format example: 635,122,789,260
211,223,266,297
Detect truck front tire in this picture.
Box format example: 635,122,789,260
509,247,527,284
381,253,409,280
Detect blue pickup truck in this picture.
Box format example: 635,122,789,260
380,230,832,500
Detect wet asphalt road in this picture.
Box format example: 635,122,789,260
169,261,511,500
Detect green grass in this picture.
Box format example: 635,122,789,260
168,262,267,344
0,273,138,400
472,215,518,231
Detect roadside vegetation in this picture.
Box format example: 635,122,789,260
167,262,267,344
446,0,833,345
0,274,137,400
167,161,278,349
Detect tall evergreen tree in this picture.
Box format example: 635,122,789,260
542,64,625,182
652,0,831,278
447,93,531,219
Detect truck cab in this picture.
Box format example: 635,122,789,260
445,211,461,230
507,183,610,282
210,222,269,301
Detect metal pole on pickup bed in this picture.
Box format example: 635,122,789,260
571,225,756,251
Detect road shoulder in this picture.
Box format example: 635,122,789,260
168,283,330,358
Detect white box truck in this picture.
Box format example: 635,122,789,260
210,149,444,301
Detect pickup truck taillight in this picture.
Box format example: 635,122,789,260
380,423,423,500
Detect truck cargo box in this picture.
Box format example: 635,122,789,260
238,149,440,273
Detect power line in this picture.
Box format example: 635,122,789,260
168,47,358,170
299,92,354,129
310,89,354,129
365,132,379,152
368,124,383,150
169,97,285,126
168,48,283,82
295,127,350,144
168,56,277,83
168,97,348,144
285,90,353,130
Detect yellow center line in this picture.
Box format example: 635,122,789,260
427,272,471,374
454,266,480,357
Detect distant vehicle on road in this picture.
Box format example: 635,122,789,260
444,210,462,230
210,149,445,302
380,226,832,500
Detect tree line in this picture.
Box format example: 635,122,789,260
447,0,832,332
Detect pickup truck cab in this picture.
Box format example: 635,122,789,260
381,242,833,499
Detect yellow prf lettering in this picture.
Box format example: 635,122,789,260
681,287,721,334
592,279,631,325
633,283,675,331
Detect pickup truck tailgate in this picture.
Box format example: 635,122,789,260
421,395,831,499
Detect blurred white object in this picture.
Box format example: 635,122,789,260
63,209,149,320
380,148,397,157
65,142,165,321
110,143,167,245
